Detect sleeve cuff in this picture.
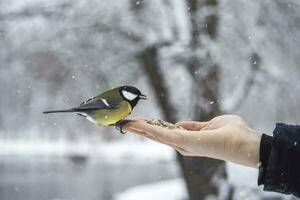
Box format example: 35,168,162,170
258,123,300,197
258,133,273,185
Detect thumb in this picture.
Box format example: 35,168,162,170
176,121,209,131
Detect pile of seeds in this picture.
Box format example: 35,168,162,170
145,119,182,129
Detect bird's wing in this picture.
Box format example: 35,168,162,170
74,98,121,111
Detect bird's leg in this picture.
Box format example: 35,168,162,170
115,119,135,134
115,125,125,134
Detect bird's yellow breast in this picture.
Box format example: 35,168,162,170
89,101,132,126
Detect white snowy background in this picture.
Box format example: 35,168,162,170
0,0,300,200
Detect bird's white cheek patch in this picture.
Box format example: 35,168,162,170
122,90,138,100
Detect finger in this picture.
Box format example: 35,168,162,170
176,121,209,131
147,134,188,153
121,119,145,131
129,126,188,152
126,121,186,147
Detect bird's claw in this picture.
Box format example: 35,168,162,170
115,119,135,134
115,124,126,134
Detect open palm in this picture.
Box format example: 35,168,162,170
124,115,261,168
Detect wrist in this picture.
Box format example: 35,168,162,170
243,130,261,168
228,127,262,168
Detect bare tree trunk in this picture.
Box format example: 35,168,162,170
137,46,177,123
179,62,226,200
138,47,227,200
177,0,227,199
137,1,228,199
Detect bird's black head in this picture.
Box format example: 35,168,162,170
119,86,147,108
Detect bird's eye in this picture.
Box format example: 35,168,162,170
122,90,138,100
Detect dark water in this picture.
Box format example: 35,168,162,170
0,156,179,200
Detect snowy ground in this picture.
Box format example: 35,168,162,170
0,139,293,200
114,178,187,200
115,163,291,200
114,164,260,200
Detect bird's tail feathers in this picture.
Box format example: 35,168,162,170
42,109,76,114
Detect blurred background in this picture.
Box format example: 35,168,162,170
1,0,300,199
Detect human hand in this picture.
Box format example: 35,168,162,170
123,115,261,168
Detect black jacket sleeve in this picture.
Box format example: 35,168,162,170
258,123,300,198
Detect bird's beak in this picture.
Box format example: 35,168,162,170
139,94,147,100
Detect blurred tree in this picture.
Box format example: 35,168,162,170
136,0,227,199
177,1,227,199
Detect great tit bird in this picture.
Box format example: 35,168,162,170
43,86,147,133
